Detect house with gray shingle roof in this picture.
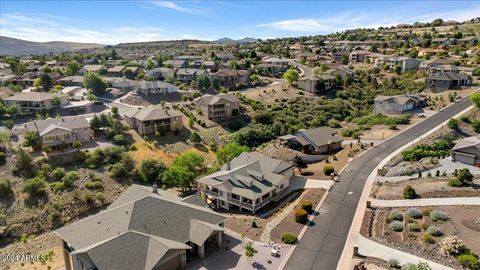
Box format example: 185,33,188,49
193,93,240,121
4,92,69,112
425,72,472,93
22,115,92,149
56,184,226,270
197,152,295,213
452,136,480,166
279,127,343,154
374,94,426,115
123,106,183,136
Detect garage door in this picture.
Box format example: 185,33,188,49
453,153,475,166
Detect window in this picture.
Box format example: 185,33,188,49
219,190,223,197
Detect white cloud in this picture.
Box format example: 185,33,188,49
149,1,208,14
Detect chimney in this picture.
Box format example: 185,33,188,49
226,161,231,171
152,184,158,194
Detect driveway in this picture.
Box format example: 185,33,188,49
283,92,477,270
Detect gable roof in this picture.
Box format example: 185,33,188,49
194,93,239,107
374,94,425,105
4,92,67,102
23,115,90,134
298,127,343,147
123,106,182,121
427,72,471,81
452,136,480,151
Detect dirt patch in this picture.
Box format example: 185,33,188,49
371,177,480,200
270,189,326,243
360,115,425,141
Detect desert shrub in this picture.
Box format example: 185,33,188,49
294,208,308,224
388,258,400,268
323,166,334,176
281,232,297,244
300,200,313,213
84,181,103,190
422,233,434,244
96,192,106,204
389,221,404,232
408,222,421,232
401,262,432,270
22,177,47,197
80,190,94,203
430,210,449,222
50,167,65,182
110,163,129,178
439,235,464,256
426,226,443,236
422,208,432,216
456,253,480,269
62,171,79,188
49,181,64,193
401,136,454,162
407,208,422,219
0,179,13,197
448,178,463,187
419,221,429,231
387,210,404,222
403,185,417,199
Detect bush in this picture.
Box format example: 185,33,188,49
49,181,64,193
80,190,94,202
422,208,432,216
323,166,334,176
294,208,308,224
439,235,464,255
300,200,313,213
110,163,129,178
422,233,434,244
407,208,423,219
51,167,65,182
84,181,103,190
388,259,400,268
0,179,13,197
96,192,106,204
430,210,449,222
426,226,443,236
408,222,421,232
456,253,480,269
403,185,417,199
447,118,458,130
62,171,79,188
448,178,463,187
387,210,404,222
281,232,297,244
389,221,404,232
22,177,47,197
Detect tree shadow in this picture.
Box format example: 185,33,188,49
23,194,48,207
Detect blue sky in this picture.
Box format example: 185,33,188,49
1,1,479,44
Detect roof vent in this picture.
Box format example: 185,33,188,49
152,184,158,194
97,220,101,224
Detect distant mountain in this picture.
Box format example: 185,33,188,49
0,36,104,56
214,37,259,44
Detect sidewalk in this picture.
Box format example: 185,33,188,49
370,197,480,207
356,235,453,270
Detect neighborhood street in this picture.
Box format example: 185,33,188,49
283,92,477,270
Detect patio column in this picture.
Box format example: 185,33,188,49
180,250,187,269
198,244,205,259
216,231,223,247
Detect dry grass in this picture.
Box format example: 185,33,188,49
130,141,176,166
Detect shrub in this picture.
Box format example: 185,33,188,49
408,222,421,232
419,221,429,231
439,235,464,256
81,190,94,202
50,167,65,182
388,259,400,268
110,163,129,178
96,192,106,204
281,232,297,244
403,185,417,199
447,118,458,130
300,200,313,213
456,253,480,269
323,166,334,176
387,210,404,222
422,208,432,216
62,171,79,188
430,210,449,222
389,221,404,232
84,181,103,190
22,177,47,197
448,178,462,187
407,208,423,219
49,181,64,193
422,233,434,244
0,179,13,197
426,226,443,236
294,208,308,224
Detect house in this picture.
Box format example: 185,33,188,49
56,184,226,270
175,68,205,83
417,48,443,57
163,60,187,69
325,66,354,81
385,56,420,72
425,72,473,93
146,67,174,80
452,136,480,166
123,106,183,136
427,65,476,76
374,94,425,115
107,65,126,77
79,65,107,75
133,80,176,95
59,76,84,87
456,36,478,46
4,92,69,112
261,57,290,69
297,74,337,93
22,116,92,149
419,58,453,70
208,69,248,87
432,37,455,47
60,86,83,97
193,93,240,121
197,152,295,213
106,77,135,91
257,63,287,74
278,127,343,154
349,50,371,63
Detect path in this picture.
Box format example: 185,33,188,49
355,235,453,270
370,197,480,207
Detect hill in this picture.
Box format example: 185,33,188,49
0,36,104,56
214,37,259,44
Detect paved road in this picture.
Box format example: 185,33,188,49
283,95,475,270
287,60,313,77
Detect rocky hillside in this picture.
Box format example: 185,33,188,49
0,36,104,56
